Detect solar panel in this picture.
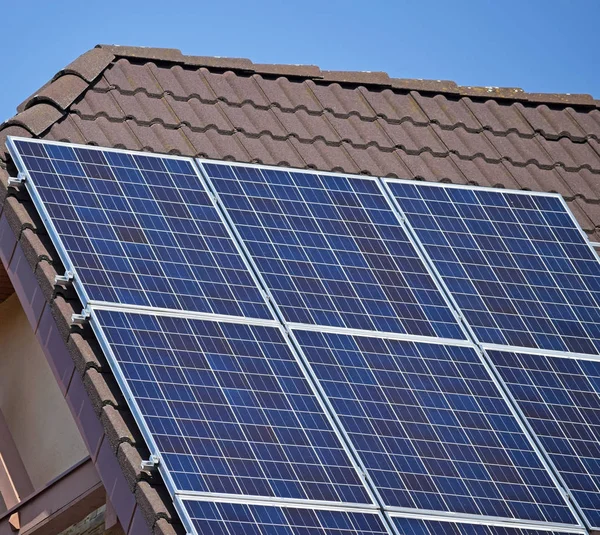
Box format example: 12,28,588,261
391,516,582,535
386,180,600,355
294,329,576,524
8,139,271,319
488,349,600,528
198,162,465,340
179,499,391,535
91,309,373,505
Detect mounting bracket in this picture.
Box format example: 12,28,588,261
54,271,74,286
71,309,91,325
7,172,26,188
140,454,160,470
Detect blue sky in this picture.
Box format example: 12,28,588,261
1,0,599,123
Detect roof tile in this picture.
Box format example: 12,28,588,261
381,121,447,155
309,82,378,119
117,442,150,491
538,136,600,172
98,45,185,64
163,94,231,131
482,131,554,168
83,367,125,413
255,76,323,113
252,62,321,78
5,103,64,136
398,151,466,182
218,103,286,138
181,126,247,160
289,137,358,172
503,161,572,196
272,107,339,142
71,89,125,119
432,124,500,161
108,91,179,126
103,59,163,96
101,405,140,450
359,88,429,124
320,70,391,86
448,155,520,189
21,74,89,112
390,78,460,94
202,69,270,107
238,133,305,168
412,93,482,131
569,108,600,141
153,519,185,535
518,103,589,141
126,122,191,154
148,65,215,102
60,47,115,83
342,144,409,177
181,55,254,71
464,98,535,136
134,482,177,525
69,331,107,375
326,114,393,149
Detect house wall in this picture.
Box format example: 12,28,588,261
0,293,88,490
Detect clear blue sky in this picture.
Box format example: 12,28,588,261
1,0,599,123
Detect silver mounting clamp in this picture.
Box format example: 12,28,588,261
54,271,74,286
7,173,26,188
71,309,91,325
141,455,160,470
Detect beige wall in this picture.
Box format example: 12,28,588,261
0,293,87,490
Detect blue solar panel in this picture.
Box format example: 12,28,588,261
387,181,600,355
392,516,580,535
180,500,390,535
489,349,600,528
294,329,576,524
9,139,271,319
199,162,465,340
92,309,372,504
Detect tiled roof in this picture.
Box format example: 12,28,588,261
1,44,600,535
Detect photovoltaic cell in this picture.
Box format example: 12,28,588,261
93,310,372,504
180,500,390,535
294,330,576,524
392,517,579,535
10,139,271,319
489,349,600,528
200,162,465,340
388,181,600,355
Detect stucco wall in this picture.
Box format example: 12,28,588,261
0,293,87,489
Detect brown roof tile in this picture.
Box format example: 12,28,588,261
2,44,600,535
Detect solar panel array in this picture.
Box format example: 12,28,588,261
10,137,600,535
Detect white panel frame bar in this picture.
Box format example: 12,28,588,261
174,495,396,535
385,510,588,534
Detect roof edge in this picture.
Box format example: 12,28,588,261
96,44,599,108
